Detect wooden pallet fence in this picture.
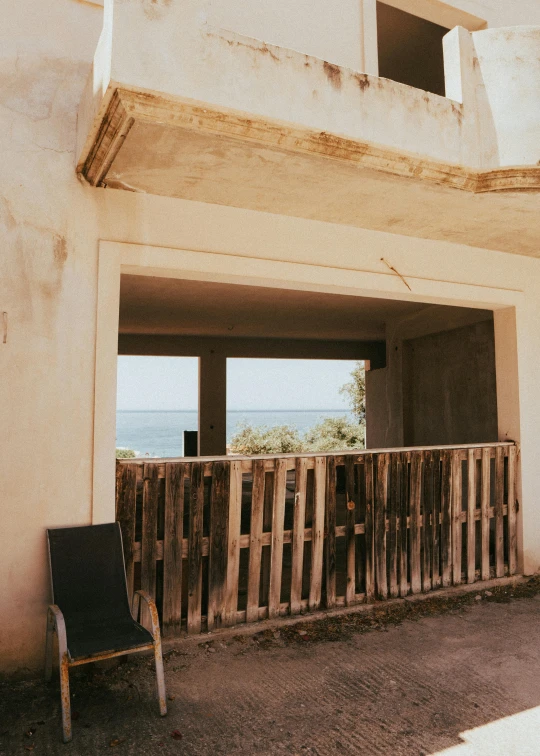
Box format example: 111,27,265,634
116,443,518,637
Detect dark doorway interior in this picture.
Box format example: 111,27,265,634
376,2,449,96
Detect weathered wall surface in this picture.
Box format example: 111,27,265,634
402,320,498,446
2,0,540,676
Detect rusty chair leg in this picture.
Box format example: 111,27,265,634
133,590,167,716
47,605,72,743
45,607,55,682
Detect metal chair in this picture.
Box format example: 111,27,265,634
45,523,167,742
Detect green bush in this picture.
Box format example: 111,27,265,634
116,447,137,459
304,416,365,452
229,417,364,455
229,423,304,455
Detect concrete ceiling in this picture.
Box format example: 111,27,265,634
119,275,489,341
106,122,540,257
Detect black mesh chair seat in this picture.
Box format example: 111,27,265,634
46,523,167,742
65,616,154,661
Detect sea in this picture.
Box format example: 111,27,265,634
116,409,355,457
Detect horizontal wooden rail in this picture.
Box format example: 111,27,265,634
116,443,518,637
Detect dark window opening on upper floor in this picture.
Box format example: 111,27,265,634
376,2,449,97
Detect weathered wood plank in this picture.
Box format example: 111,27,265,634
344,455,357,605
187,462,204,634
141,463,159,630
375,454,389,599
269,458,288,619
507,446,518,576
480,447,491,581
440,451,452,587
451,450,463,586
388,453,399,599
467,449,476,584
162,462,185,634
290,457,308,614
207,461,229,631
224,461,243,625
246,459,265,622
409,452,422,594
431,450,441,589
308,457,326,611
422,451,433,592
364,454,375,601
399,452,409,597
116,463,137,600
325,456,337,608
355,461,366,596
495,446,505,578
260,471,273,608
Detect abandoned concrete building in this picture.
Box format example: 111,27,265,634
2,0,540,675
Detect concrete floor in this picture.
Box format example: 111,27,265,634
2,587,540,755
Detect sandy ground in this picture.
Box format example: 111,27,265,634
2,581,540,756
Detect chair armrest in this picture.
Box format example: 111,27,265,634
48,605,69,657
132,590,162,643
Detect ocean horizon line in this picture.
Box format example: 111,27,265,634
117,408,350,413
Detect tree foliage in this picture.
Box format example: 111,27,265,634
304,416,364,452
229,423,304,455
339,361,366,422
116,447,136,459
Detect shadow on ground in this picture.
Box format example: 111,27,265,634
2,578,540,755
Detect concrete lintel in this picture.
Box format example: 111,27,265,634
118,335,387,368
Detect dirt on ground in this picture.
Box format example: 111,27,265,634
2,577,540,755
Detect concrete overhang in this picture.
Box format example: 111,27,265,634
77,8,540,255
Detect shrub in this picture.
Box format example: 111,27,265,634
304,416,365,452
229,423,304,455
116,447,136,459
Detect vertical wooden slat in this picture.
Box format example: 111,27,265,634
495,446,505,577
116,463,137,600
388,454,399,599
224,461,243,625
422,451,433,592
507,446,517,576
309,457,326,611
325,456,337,608
364,454,375,601
451,451,463,586
375,454,388,599
480,447,491,581
260,471,273,608
431,450,441,589
141,463,159,629
290,457,308,614
246,459,265,622
467,449,476,584
440,451,452,587
162,462,185,635
207,461,229,631
187,462,204,634
345,455,357,605
409,452,422,594
399,452,409,597
268,459,287,619
355,461,366,594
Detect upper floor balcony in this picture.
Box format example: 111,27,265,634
77,0,540,254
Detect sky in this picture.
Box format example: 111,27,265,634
116,356,358,411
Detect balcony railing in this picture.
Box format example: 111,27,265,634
116,442,518,637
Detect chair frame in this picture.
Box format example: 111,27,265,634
45,589,167,743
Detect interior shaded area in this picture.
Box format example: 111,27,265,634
376,2,449,96
118,275,498,453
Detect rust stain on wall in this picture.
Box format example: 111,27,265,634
323,62,342,90
53,235,67,265
143,0,172,21
353,73,370,92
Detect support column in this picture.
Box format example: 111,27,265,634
198,351,227,456
360,0,379,75
493,307,525,572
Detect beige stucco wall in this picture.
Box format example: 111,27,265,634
2,0,540,675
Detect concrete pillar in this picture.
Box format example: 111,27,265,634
360,0,379,76
198,351,227,456
493,307,523,571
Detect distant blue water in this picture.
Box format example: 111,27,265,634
116,410,354,457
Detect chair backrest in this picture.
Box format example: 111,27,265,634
47,523,132,623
